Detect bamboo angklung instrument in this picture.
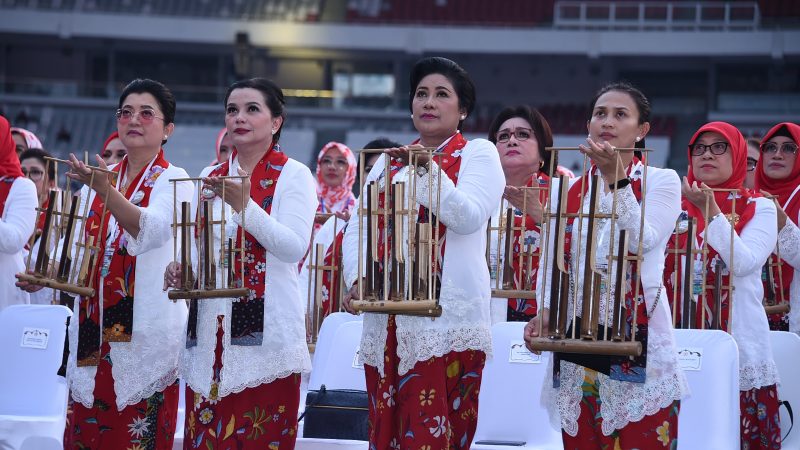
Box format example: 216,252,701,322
352,147,443,317
305,215,345,351
166,176,249,300
528,147,650,357
16,157,112,297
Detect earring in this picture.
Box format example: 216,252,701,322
271,129,276,135
410,114,414,118
635,136,641,142
164,135,168,139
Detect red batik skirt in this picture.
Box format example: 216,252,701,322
561,368,680,450
183,315,301,450
740,384,782,450
64,342,179,450
364,316,486,450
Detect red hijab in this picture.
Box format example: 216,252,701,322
0,116,23,178
685,121,756,234
754,123,800,219
102,131,120,153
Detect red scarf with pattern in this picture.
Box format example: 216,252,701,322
186,143,288,347
77,150,169,366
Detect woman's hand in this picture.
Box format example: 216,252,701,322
341,279,364,315
203,167,251,214
504,186,544,224
163,261,191,291
682,176,722,218
384,144,429,168
579,138,626,185
761,190,789,230
334,210,351,222
15,269,46,293
66,153,112,195
523,308,549,354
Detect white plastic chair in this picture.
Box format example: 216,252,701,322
770,330,800,449
308,312,362,390
172,378,187,450
673,329,740,450
472,321,563,450
0,304,72,450
298,320,367,449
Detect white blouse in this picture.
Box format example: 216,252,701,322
343,138,505,377
67,163,193,410
0,177,36,311
539,165,689,437
704,196,780,391
182,156,317,399
776,208,800,333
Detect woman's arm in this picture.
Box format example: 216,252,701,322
0,178,37,254
705,197,777,277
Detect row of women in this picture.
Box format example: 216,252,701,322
0,55,796,450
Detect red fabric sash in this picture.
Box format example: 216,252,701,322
77,149,169,366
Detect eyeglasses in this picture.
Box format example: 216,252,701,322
746,157,757,172
761,142,798,156
496,127,534,144
115,108,164,124
690,142,729,157
21,167,44,181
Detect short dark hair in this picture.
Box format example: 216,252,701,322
20,148,55,180
488,105,555,175
590,81,651,150
408,57,476,130
119,78,176,145
363,137,401,150
224,78,286,143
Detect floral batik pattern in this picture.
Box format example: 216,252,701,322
561,369,680,450
184,316,301,449
364,316,486,450
65,343,179,450
740,384,782,450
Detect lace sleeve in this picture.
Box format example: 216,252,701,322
778,220,800,268
599,169,680,254
415,141,504,235
705,198,777,277
123,174,193,257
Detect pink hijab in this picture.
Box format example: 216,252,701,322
315,141,357,215
211,128,228,165
10,127,43,150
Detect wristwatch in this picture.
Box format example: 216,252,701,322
608,177,631,191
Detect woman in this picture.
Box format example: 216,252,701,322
487,105,552,324
60,79,193,449
755,123,800,333
164,77,317,449
11,126,43,156
315,141,356,227
676,121,780,449
211,128,232,165
18,148,58,305
100,131,128,166
524,82,687,448
0,117,37,311
342,56,504,449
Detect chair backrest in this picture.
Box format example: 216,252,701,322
309,312,362,390
673,329,740,450
769,330,800,448
473,321,562,447
310,320,365,391
0,304,72,416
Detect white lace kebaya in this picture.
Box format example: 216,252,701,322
0,177,36,310
538,166,689,437
777,213,800,333
181,156,317,399
342,137,504,377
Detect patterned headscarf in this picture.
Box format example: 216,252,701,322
212,128,229,165
10,127,43,150
315,141,357,215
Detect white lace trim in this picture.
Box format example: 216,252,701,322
395,326,492,376
740,359,781,391
357,313,390,375
122,207,153,256
778,221,800,265
415,161,462,229
218,345,310,398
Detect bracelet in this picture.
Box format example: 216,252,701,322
608,177,631,191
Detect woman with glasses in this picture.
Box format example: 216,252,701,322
61,78,193,450
525,82,686,448
165,78,317,449
756,122,800,333
17,148,58,305
314,141,357,227
673,121,780,449
342,56,504,449
0,116,37,311
486,105,552,323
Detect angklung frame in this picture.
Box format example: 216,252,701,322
526,147,652,357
